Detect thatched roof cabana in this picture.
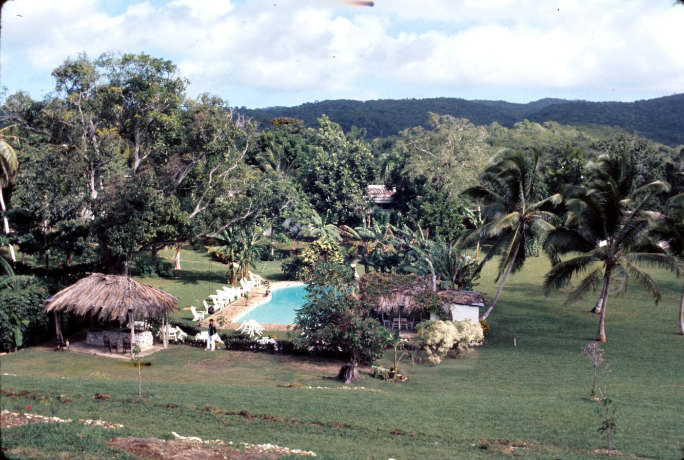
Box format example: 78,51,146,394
44,273,178,353
44,273,178,322
359,273,433,315
359,273,486,322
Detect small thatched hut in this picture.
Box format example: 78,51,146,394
359,273,485,325
44,273,178,355
436,290,485,323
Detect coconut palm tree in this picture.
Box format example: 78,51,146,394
543,150,676,342
648,191,684,334
461,149,561,320
0,127,19,263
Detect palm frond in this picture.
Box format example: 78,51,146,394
0,255,14,278
626,252,682,275
543,254,599,294
562,267,604,306
487,212,520,237
543,229,594,256
621,259,662,304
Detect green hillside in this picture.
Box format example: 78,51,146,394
239,94,684,146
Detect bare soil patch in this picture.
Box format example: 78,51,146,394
1,411,44,428
108,437,284,460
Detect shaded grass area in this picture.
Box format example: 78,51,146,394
2,254,683,459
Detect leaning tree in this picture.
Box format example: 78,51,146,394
461,149,561,320
543,149,677,342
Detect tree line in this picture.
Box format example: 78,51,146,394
1,52,683,351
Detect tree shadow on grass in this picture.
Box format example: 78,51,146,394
171,268,226,285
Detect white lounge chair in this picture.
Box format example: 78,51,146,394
239,278,252,292
191,306,206,322
222,286,239,302
237,319,264,337
248,273,262,286
195,331,224,344
157,325,188,342
208,296,225,311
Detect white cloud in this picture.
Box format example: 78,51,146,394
2,0,683,107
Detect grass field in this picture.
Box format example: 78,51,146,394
1,250,683,459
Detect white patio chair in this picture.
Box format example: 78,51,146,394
191,306,206,322
239,278,252,292
209,295,225,311
195,331,224,345
237,319,264,337
223,286,239,302
174,327,188,342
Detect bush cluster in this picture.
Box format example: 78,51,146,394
0,277,51,352
416,320,484,364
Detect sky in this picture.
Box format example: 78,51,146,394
2,0,683,109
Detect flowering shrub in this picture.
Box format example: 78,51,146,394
417,320,484,364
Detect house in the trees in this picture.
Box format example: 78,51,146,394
433,291,486,323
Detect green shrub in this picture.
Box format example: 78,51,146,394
155,261,174,278
281,238,344,281
0,276,51,352
130,258,174,278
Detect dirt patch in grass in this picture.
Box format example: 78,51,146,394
478,439,636,458
108,436,315,460
0,411,48,428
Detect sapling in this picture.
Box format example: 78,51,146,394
581,342,607,398
131,343,143,396
378,326,406,380
597,385,617,450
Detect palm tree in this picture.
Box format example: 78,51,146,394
543,150,676,342
214,228,242,284
649,191,684,334
461,149,561,320
237,225,264,279
0,127,19,263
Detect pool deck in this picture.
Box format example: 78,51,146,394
208,280,303,331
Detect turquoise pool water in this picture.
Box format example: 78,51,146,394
234,284,307,324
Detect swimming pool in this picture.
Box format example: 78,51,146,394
234,284,307,324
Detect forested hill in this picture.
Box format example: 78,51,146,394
239,94,684,146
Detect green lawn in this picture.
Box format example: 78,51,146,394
1,251,683,459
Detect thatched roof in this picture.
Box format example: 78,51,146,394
44,273,178,323
375,287,427,314
437,290,486,306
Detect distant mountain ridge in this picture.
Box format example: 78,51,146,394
239,94,684,146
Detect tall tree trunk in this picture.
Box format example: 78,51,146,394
0,188,16,262
480,240,521,320
129,312,136,359
162,311,168,349
596,268,612,342
120,259,129,277
150,246,158,268
174,243,182,270
54,312,64,347
679,282,684,335
425,257,437,292
592,276,609,314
